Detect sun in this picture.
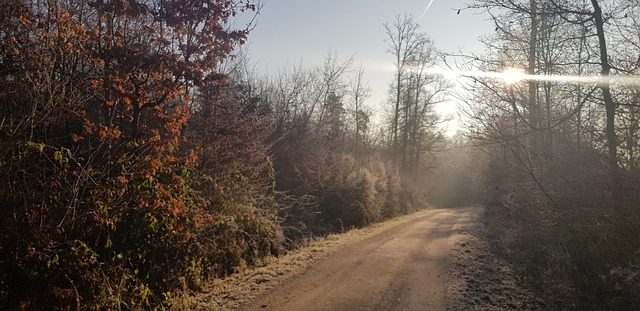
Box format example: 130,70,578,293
501,68,526,84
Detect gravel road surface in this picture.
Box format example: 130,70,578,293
240,207,479,311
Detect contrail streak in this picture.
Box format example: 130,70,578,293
421,0,436,19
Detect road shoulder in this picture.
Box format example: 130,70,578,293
445,207,542,310
177,208,443,310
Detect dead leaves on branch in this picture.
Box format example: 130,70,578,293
0,0,262,309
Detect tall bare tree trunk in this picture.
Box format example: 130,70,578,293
528,0,540,153
394,58,401,154
590,0,620,205
401,75,411,170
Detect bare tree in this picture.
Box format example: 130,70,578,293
349,64,371,152
384,14,448,175
384,14,425,155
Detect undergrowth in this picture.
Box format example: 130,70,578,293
484,180,640,311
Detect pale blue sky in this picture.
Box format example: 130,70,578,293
240,0,493,131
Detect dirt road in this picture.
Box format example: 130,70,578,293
240,207,480,311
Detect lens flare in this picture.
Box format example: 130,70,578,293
501,68,525,84
427,67,640,87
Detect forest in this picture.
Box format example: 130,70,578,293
1,0,639,310
460,0,640,309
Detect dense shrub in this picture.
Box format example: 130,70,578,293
274,149,423,239
184,80,284,280
483,157,640,311
0,0,282,309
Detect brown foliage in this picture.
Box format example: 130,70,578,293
0,0,261,309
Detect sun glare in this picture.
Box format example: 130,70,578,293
501,68,526,84
426,67,640,88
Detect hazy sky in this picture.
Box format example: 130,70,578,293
240,0,494,132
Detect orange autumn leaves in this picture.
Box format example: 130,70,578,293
0,0,259,308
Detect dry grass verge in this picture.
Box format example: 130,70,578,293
445,207,542,311
171,208,439,310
